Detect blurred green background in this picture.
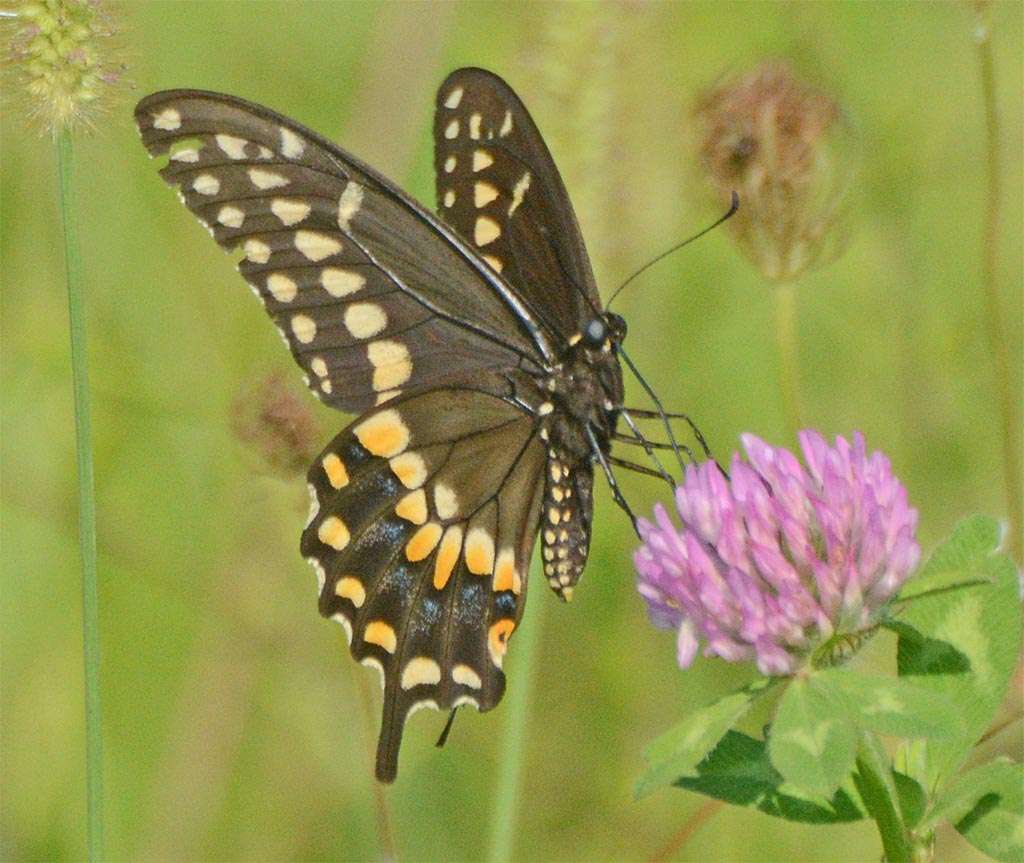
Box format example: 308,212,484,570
2,2,1021,861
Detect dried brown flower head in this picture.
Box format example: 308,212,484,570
3,0,127,133
695,62,855,282
231,371,323,479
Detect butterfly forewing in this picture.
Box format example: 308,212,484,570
433,67,602,343
303,386,545,780
135,89,551,412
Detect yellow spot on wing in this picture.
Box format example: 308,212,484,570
321,267,365,297
271,198,311,226
452,664,482,689
364,621,397,654
395,489,428,525
318,516,350,550
434,525,463,590
335,576,365,607
344,303,387,339
267,273,297,303
389,451,427,489
474,181,499,208
192,174,220,195
401,657,442,689
280,126,305,159
433,483,459,520
152,107,181,130
290,314,317,344
322,453,349,488
465,527,495,575
444,119,460,139
443,189,456,208
406,522,443,562
367,340,412,391
217,206,245,228
474,216,501,246
354,409,410,458
444,87,463,109
295,230,342,262
508,172,532,215
493,548,520,594
215,134,248,159
244,239,271,264
337,182,364,230
444,155,457,173
472,149,494,172
469,113,482,140
482,254,503,273
248,168,289,190
499,110,513,137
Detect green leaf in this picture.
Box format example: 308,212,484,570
923,759,1024,863
884,619,971,676
893,771,927,829
674,730,865,823
818,668,961,739
635,678,772,799
768,675,858,799
897,515,1001,601
895,517,1022,785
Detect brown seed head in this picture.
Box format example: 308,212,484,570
695,62,856,282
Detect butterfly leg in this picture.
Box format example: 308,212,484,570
617,409,682,487
620,407,714,461
617,347,689,475
586,425,638,535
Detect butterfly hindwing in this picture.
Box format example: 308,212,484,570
135,89,553,413
433,67,601,344
303,386,546,781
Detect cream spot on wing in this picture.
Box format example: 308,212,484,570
257,145,273,160
367,340,412,391
307,556,325,590
469,113,482,140
331,612,353,645
433,525,462,590
364,621,397,654
395,489,428,525
152,107,181,130
465,527,495,575
216,206,245,228
248,168,289,190
170,147,199,163
452,664,482,689
433,483,459,520
548,506,561,525
310,356,328,378
361,655,385,687
443,189,456,208
243,239,271,264
322,453,348,488
320,379,332,394
401,657,441,690
295,230,341,261
290,313,317,344
337,182,364,230
317,515,349,551
305,484,319,527
354,409,410,458
405,522,442,562
344,303,387,339
321,267,365,297
474,216,501,246
271,198,311,226
335,576,366,608
444,86,463,109
192,174,220,195
280,126,305,158
216,134,248,159
266,272,297,302
444,155,457,173
444,119,460,139
375,389,400,405
389,451,426,489
508,172,531,215
472,149,494,172
474,181,499,208
482,254,503,273
499,110,513,137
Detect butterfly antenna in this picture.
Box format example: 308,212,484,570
606,191,739,310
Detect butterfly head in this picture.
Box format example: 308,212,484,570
581,312,627,353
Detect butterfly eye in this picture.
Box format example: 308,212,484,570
583,317,606,347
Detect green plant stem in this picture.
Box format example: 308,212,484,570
974,6,1022,564
486,561,545,863
57,129,104,861
854,732,915,863
648,800,722,862
773,282,803,441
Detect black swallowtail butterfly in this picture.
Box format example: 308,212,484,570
136,67,646,782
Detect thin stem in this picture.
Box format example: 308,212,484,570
854,732,914,863
486,560,546,863
648,800,722,862
773,282,803,441
974,4,1022,563
352,666,397,862
57,128,104,862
